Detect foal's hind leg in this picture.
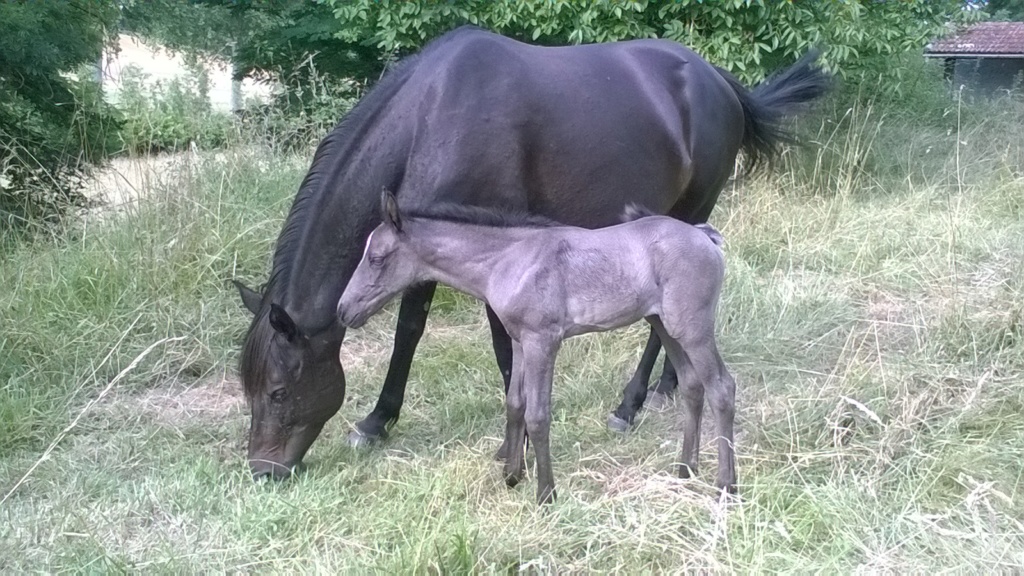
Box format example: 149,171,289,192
648,318,704,478
686,340,737,494
350,282,437,447
651,316,737,494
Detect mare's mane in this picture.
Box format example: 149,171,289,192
240,26,486,399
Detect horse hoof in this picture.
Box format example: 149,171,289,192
347,428,384,449
646,391,673,412
606,413,631,433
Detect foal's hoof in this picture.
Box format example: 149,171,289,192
645,390,673,412
347,427,385,449
606,413,631,433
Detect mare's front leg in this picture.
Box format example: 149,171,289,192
487,306,521,461
522,336,560,505
486,305,513,392
349,282,437,447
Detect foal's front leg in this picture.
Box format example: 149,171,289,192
502,340,528,487
522,336,560,505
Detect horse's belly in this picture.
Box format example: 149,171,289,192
564,296,647,338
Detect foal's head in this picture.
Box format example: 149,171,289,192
337,190,419,328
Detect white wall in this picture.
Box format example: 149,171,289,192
101,34,273,112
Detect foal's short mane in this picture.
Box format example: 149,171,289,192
403,202,563,229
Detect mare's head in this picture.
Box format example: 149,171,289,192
337,190,419,329
234,282,346,480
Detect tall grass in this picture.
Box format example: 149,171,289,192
1,81,1023,570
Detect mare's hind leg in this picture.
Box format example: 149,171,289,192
609,329,661,431
647,358,679,411
350,282,437,447
608,327,679,432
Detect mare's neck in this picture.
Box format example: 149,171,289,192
410,220,530,302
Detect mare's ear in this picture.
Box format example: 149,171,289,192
232,280,263,315
381,188,402,232
269,304,301,342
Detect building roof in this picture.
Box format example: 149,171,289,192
926,21,1024,57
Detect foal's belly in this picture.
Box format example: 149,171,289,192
563,296,649,338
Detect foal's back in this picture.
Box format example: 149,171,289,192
498,216,724,339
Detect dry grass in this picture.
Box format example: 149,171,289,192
1,94,1023,571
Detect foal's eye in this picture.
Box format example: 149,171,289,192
269,388,288,403
369,256,385,267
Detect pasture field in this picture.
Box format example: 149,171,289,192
1,94,1023,572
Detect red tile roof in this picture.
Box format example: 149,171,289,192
926,22,1024,56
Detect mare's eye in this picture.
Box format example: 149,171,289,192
369,256,385,267
269,388,288,403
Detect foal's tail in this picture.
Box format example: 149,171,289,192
622,203,724,247
695,223,724,248
714,50,832,176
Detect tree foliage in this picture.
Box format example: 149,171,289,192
0,0,120,227
120,1,384,82
986,0,1024,20
125,0,980,89
325,0,981,83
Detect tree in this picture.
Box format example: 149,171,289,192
123,0,981,91
325,0,981,83
1,0,120,228
986,0,1024,20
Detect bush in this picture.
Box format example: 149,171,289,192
237,58,359,152
115,60,235,155
0,1,120,233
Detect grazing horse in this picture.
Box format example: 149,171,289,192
338,193,736,504
233,25,828,480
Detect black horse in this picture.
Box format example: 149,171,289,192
234,26,830,480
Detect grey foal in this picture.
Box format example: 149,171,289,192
338,191,737,504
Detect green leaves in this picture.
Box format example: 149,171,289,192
321,0,969,84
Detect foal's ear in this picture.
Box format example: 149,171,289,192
381,188,402,232
269,303,301,342
232,280,263,315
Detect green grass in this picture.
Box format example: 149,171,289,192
2,93,1024,572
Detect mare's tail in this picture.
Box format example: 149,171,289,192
714,50,832,175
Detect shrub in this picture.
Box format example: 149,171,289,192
115,60,235,155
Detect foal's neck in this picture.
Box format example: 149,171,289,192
410,220,534,302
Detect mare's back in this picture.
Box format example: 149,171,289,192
392,28,743,227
